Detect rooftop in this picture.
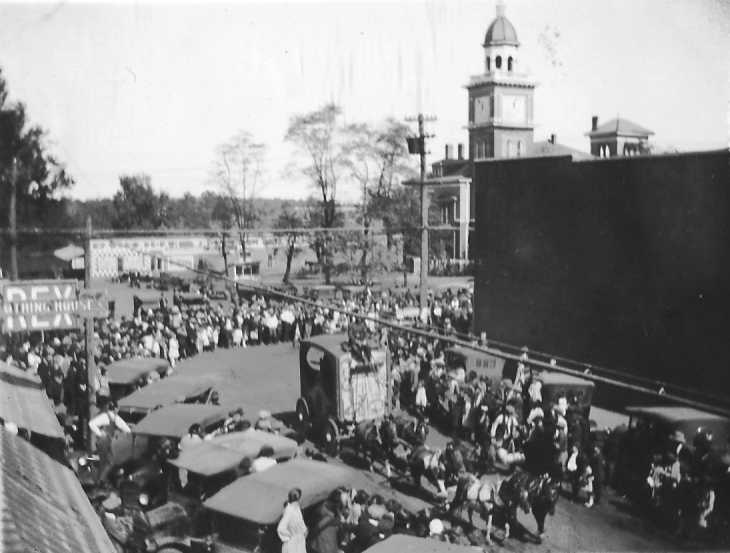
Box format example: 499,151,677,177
587,117,655,138
483,4,519,47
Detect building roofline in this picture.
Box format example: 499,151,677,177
403,176,472,186
475,148,729,165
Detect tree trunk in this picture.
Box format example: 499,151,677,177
221,233,229,277
283,239,295,283
360,220,369,282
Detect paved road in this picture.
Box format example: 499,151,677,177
172,342,713,552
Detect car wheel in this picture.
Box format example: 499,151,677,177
296,398,310,425
323,418,339,455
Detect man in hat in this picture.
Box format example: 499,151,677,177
89,399,132,481
255,410,284,434
668,429,692,477
251,445,278,473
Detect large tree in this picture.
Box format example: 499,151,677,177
285,103,347,284
274,201,305,284
343,118,415,280
212,131,266,265
111,174,169,229
0,68,74,275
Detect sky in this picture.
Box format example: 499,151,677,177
0,0,728,201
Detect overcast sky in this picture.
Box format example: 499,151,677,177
0,0,728,201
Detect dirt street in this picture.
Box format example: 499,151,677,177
169,342,720,552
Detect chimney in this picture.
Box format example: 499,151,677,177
549,134,556,145
591,116,598,131
457,143,464,160
445,144,452,160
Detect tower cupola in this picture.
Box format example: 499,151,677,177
483,3,520,73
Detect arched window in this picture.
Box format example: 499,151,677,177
508,56,513,71
495,56,502,69
506,139,512,157
517,140,522,157
486,56,491,71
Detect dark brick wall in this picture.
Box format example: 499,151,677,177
473,150,730,390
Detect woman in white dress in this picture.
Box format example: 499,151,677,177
277,488,308,553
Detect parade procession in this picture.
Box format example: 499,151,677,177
1,2,730,553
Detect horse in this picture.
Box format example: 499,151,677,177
449,472,508,544
444,440,485,482
393,412,429,447
499,471,560,542
408,445,448,498
354,418,399,478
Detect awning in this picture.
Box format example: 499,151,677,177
0,429,116,553
53,244,84,261
0,362,64,439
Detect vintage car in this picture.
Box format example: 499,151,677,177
296,334,391,451
109,375,221,468
168,429,299,505
117,375,220,424
134,459,356,553
537,371,595,419
107,358,172,402
443,345,505,386
116,404,234,511
612,405,730,499
134,291,166,314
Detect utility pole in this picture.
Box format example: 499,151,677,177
9,157,18,280
406,114,436,309
84,216,96,450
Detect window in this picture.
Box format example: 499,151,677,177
486,56,491,71
506,140,513,157
495,56,502,69
508,56,513,71
517,140,522,157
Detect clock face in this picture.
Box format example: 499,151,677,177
502,94,527,125
474,95,491,124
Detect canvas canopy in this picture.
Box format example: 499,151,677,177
132,404,230,437
203,459,354,524
118,374,216,411
106,358,169,385
0,362,64,439
170,429,298,476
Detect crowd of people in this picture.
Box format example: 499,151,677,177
2,278,728,544
0,282,472,443
279,485,482,553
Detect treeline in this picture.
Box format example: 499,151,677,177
2,66,425,282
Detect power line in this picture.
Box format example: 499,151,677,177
0,224,470,237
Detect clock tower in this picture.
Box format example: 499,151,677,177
467,3,535,160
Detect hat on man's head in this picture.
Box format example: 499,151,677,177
669,430,686,444
429,519,444,535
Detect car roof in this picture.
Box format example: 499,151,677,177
364,535,479,553
444,345,498,360
203,459,355,524
625,406,728,424
132,404,231,437
303,334,349,355
106,358,169,385
118,374,216,411
537,371,595,387
169,429,299,476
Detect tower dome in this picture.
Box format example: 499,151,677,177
483,4,519,47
